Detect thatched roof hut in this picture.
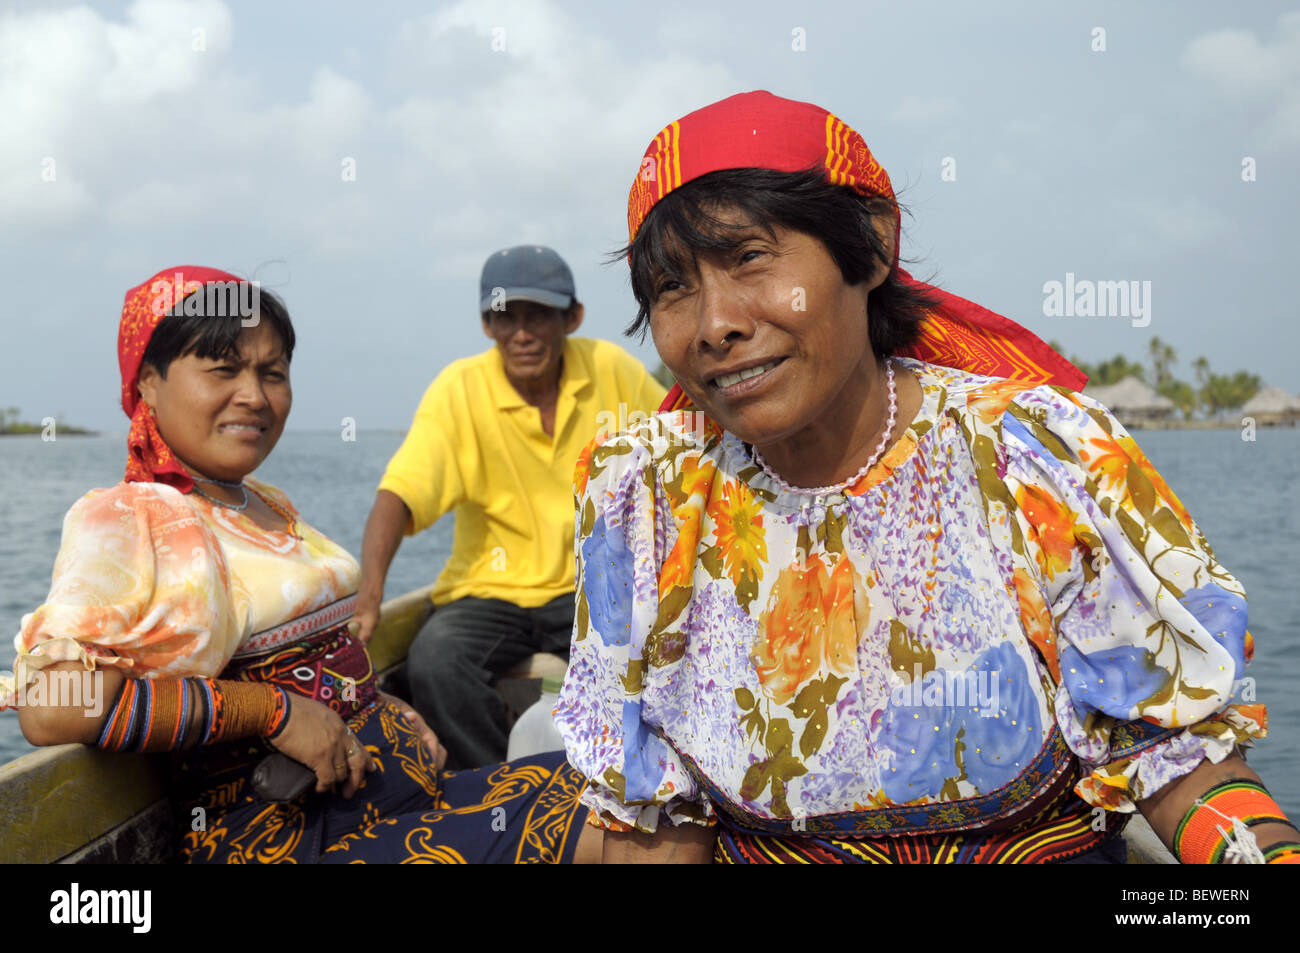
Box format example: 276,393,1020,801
1084,377,1175,427
1241,387,1300,426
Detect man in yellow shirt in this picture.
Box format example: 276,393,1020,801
356,246,666,768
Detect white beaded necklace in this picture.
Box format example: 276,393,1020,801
752,359,898,499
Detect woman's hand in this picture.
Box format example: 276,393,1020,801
379,692,447,771
268,694,375,797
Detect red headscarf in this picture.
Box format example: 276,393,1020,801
119,265,246,492
628,91,1087,412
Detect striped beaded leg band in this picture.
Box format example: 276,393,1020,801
97,678,290,752
1173,779,1291,865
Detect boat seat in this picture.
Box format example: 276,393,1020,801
498,652,568,723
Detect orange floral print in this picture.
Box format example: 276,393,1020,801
707,479,767,589
658,455,718,594
573,437,599,498
968,379,1035,425
1117,435,1194,531
1078,434,1130,495
752,553,858,704
846,430,918,498
667,454,716,511
1015,483,1086,581
1012,568,1059,681
660,517,700,594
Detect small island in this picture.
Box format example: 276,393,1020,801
0,407,96,436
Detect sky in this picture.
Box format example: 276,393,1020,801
1,0,1297,432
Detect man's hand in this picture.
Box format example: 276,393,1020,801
351,593,381,645
379,692,447,771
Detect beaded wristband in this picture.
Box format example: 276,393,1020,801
98,677,286,752
1173,779,1291,865
1264,841,1300,865
97,678,194,752
264,685,291,739
194,678,282,745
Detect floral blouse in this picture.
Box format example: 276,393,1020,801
554,359,1265,835
1,478,359,704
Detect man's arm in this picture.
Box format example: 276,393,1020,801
601,822,716,864
354,489,412,644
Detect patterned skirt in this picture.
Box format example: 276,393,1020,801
173,618,586,864
712,769,1127,864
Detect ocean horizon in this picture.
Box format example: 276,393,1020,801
2,427,1297,818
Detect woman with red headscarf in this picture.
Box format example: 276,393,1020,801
554,91,1298,864
3,268,597,863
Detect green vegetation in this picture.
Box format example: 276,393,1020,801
1049,341,1263,420
0,407,94,436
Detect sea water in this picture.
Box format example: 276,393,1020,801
1,428,1297,816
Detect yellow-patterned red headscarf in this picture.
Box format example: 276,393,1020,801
628,91,1086,408
118,265,246,491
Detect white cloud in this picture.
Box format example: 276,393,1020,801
0,0,232,225
0,0,737,262
1182,12,1300,149
262,67,372,164
385,0,736,200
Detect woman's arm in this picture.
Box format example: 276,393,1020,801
602,822,717,864
17,660,375,797
17,660,122,746
1139,751,1299,861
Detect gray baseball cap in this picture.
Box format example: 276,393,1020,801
479,245,576,313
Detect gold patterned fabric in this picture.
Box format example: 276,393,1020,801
177,697,586,864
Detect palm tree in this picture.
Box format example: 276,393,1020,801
1148,337,1177,389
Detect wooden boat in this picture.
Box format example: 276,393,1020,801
0,585,439,863
0,584,1175,863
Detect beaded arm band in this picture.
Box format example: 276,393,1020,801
97,677,291,752
1264,841,1300,864
1173,778,1294,864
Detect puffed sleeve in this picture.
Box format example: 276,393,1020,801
993,386,1263,812
0,482,239,708
555,423,714,833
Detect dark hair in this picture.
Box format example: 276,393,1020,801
141,283,296,377
616,168,937,358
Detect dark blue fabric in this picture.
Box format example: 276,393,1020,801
176,698,586,864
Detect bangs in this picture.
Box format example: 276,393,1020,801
615,167,896,339
631,194,772,305
142,285,295,376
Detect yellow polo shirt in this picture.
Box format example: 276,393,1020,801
378,337,666,608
